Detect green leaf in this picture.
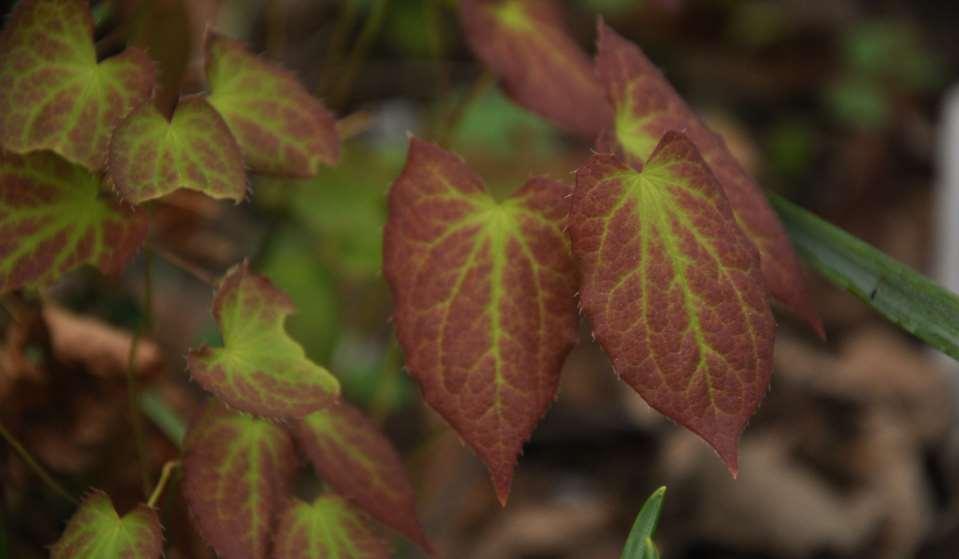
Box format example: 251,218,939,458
771,194,959,362
206,34,339,177
595,22,822,336
108,97,246,204
51,490,162,559
183,401,298,559
460,0,611,137
187,261,341,418
297,401,431,551
384,138,580,504
0,0,155,171
569,132,775,474
273,496,389,559
621,487,666,559
0,151,148,294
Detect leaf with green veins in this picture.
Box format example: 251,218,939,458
460,0,611,138
108,97,246,204
595,22,822,337
569,132,775,474
383,138,579,504
0,0,155,171
621,487,665,559
187,261,341,418
296,401,431,551
51,490,162,559
205,34,339,177
0,151,148,294
183,401,298,559
273,496,389,559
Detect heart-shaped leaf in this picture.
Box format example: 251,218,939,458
297,401,431,551
187,261,341,418
0,0,155,171
595,22,822,336
109,97,246,204
273,496,389,559
460,0,611,138
51,490,162,559
569,132,775,473
183,401,298,559
0,151,148,294
384,138,579,504
205,35,339,177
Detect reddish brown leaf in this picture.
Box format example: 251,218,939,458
0,0,155,171
183,401,298,559
51,490,162,559
296,401,431,552
0,151,148,294
205,35,339,177
109,96,247,204
383,138,579,504
273,496,390,559
569,132,776,473
595,22,822,336
460,0,611,138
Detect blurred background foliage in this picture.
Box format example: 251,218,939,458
3,0,959,558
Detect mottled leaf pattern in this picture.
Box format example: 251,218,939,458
206,35,339,177
569,132,775,473
460,0,611,137
187,261,341,417
273,496,389,559
0,151,147,294
595,23,822,336
384,138,579,504
109,97,246,204
183,402,298,559
297,401,431,550
51,490,162,559
0,0,155,171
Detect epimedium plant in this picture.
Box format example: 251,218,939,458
2,0,959,557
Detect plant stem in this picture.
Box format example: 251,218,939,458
439,71,493,147
0,422,76,504
138,390,187,449
126,253,153,498
319,0,360,97
330,0,391,109
147,243,215,286
146,460,180,508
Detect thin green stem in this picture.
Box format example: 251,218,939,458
146,460,180,508
330,0,391,108
319,0,360,97
0,422,76,504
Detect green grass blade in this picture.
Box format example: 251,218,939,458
621,486,666,559
770,193,959,360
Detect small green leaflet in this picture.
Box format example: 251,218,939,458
384,138,579,504
109,97,247,204
621,487,666,559
273,496,389,559
296,401,431,551
0,0,155,171
183,401,298,559
187,261,341,418
569,132,775,474
594,22,822,337
0,151,148,294
460,0,611,137
51,490,162,559
206,35,339,177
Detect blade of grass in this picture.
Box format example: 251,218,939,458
622,486,666,559
770,193,959,360
138,390,186,449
